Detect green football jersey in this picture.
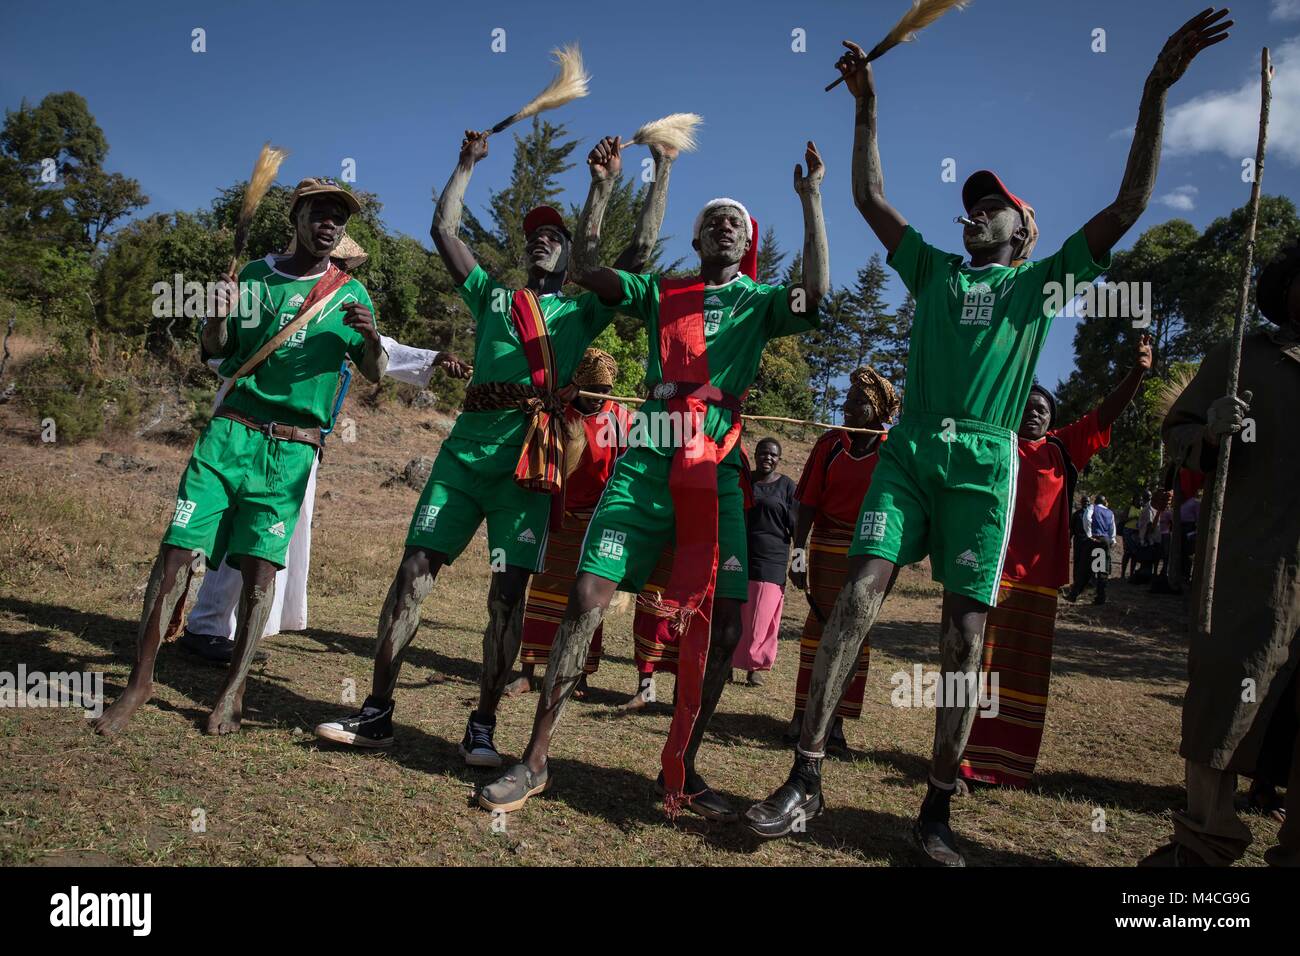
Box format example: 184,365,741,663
888,226,1110,432
450,266,616,446
617,271,818,463
217,256,375,430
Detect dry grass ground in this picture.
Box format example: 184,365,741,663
0,394,1283,866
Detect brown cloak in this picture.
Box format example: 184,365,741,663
1162,327,1300,772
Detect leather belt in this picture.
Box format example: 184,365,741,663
214,405,322,447
650,381,744,414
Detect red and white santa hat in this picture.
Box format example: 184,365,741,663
693,197,758,280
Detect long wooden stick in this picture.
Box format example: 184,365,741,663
1196,48,1272,639
576,390,887,435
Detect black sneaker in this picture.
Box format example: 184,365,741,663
178,628,269,667
314,696,394,748
459,712,503,768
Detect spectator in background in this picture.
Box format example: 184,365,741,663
1068,496,1093,600
1179,488,1202,584
1089,494,1117,604
733,438,797,687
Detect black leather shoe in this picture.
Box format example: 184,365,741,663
655,772,738,823
744,760,824,839
913,816,965,866
178,629,269,666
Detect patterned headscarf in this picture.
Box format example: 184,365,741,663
573,347,617,388
847,365,900,423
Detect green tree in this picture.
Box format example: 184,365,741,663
848,253,890,369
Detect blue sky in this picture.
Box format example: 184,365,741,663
4,0,1298,391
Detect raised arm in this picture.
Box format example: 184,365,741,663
572,135,621,279
431,130,488,287
1096,334,1153,430
572,266,625,307
792,140,830,309
1082,9,1231,261
615,144,676,272
835,42,907,255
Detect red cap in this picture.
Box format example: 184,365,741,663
962,169,1028,219
523,205,571,241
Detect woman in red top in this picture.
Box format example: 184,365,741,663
788,367,898,755
959,336,1151,788
510,349,630,698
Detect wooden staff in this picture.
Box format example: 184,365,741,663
1196,48,1273,639
575,390,888,435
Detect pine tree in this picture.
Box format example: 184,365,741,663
755,226,786,285
848,253,890,370
876,290,913,393
804,287,854,421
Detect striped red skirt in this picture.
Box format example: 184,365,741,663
958,578,1058,788
520,509,603,674
795,521,870,719
631,546,678,675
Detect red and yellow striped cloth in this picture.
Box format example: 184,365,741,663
795,519,870,719
959,578,1058,788
521,509,603,673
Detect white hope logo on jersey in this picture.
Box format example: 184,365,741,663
958,281,995,327
278,293,309,347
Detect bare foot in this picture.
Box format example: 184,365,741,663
504,674,537,698
92,680,153,736
206,690,244,735
572,674,590,701
618,677,655,712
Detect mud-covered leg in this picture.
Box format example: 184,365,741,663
207,556,277,735
799,556,897,754
915,589,989,866
372,547,443,702
744,555,896,838
522,574,616,773
476,566,530,718
93,545,197,736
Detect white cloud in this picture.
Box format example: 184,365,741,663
1158,184,1199,211
1164,36,1300,164
1273,1,1300,22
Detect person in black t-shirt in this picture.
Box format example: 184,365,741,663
733,438,797,686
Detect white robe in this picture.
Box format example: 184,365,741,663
184,335,438,640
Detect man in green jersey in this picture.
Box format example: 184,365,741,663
315,131,676,763
479,141,830,819
93,178,388,737
745,9,1232,865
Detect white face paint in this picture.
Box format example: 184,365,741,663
964,204,1021,253
294,198,344,257
697,206,749,266
526,227,569,276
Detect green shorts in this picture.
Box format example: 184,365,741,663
161,416,317,569
848,412,1018,608
576,446,749,601
405,437,551,571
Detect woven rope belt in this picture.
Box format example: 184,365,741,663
463,382,572,416
214,405,322,448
